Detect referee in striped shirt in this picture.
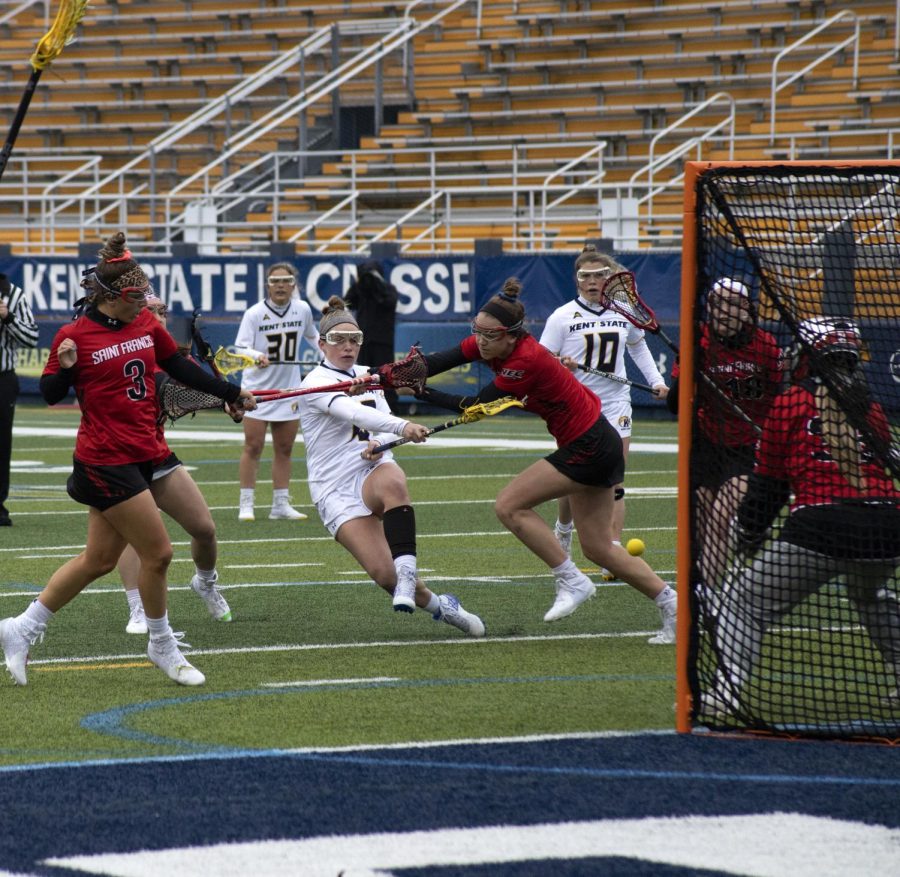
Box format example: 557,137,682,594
0,273,38,526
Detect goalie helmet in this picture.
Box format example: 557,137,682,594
793,316,862,380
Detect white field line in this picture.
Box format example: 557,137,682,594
27,631,669,669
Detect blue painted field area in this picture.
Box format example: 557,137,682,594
2,733,898,875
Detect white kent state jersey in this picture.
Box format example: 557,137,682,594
235,297,319,393
297,362,409,505
539,297,664,405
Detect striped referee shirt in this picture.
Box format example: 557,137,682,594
0,277,39,372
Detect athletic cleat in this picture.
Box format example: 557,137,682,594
238,500,255,522
147,636,205,686
191,573,232,622
392,569,417,613
0,617,45,686
554,525,573,558
544,573,596,622
434,594,486,637
268,502,308,520
701,687,740,721
126,604,148,635
600,568,616,582
648,598,677,645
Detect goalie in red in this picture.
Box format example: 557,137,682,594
703,317,900,721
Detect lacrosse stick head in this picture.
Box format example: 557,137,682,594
461,396,525,423
599,271,660,333
373,345,428,394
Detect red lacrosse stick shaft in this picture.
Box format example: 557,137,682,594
252,374,378,402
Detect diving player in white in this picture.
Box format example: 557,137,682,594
235,262,319,521
539,246,668,573
297,295,485,636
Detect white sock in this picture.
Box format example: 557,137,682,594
555,520,573,534
145,613,171,640
125,588,143,611
240,488,254,504
394,554,417,581
654,586,677,607
194,567,217,586
551,558,579,579
19,599,53,635
272,488,290,505
423,593,440,614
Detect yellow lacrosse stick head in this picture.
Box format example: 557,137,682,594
30,0,89,72
460,396,525,423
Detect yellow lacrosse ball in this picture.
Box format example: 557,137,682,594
626,538,645,557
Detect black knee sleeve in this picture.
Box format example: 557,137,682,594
383,505,416,559
614,487,625,502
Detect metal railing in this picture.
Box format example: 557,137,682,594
770,9,860,143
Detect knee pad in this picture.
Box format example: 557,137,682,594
614,487,625,502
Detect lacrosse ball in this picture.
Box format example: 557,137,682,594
626,538,645,557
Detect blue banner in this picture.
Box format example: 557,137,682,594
1,252,682,321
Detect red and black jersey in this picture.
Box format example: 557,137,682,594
672,324,783,447
755,383,899,509
44,308,179,465
460,333,600,446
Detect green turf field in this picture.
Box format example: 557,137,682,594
0,402,679,767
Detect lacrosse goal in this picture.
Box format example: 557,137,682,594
676,161,900,743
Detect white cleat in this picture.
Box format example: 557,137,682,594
148,635,206,686
0,617,45,686
268,502,308,520
435,594,486,637
544,573,596,622
126,604,148,635
191,573,232,622
238,502,255,522
648,598,677,645
392,570,417,613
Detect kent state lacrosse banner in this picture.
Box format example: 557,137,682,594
4,253,682,402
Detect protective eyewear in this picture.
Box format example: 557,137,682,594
323,330,364,345
120,285,152,303
471,320,511,341
267,275,296,285
576,267,613,283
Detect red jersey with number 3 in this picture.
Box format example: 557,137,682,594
755,384,898,509
44,309,179,465
460,333,600,446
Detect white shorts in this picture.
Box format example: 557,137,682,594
602,398,633,438
315,460,390,538
243,397,301,422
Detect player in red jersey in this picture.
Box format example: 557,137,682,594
705,317,900,717
412,277,676,639
667,277,783,586
0,232,256,688
116,293,234,635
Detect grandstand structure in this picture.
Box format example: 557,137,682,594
0,0,898,256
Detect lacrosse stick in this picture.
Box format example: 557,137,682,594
0,0,89,182
253,345,428,403
371,396,525,454
575,363,657,395
157,378,228,425
599,272,761,434
212,346,264,376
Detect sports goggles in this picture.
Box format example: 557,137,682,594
120,285,152,303
576,267,613,282
267,275,296,285
322,330,364,345
471,320,512,341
